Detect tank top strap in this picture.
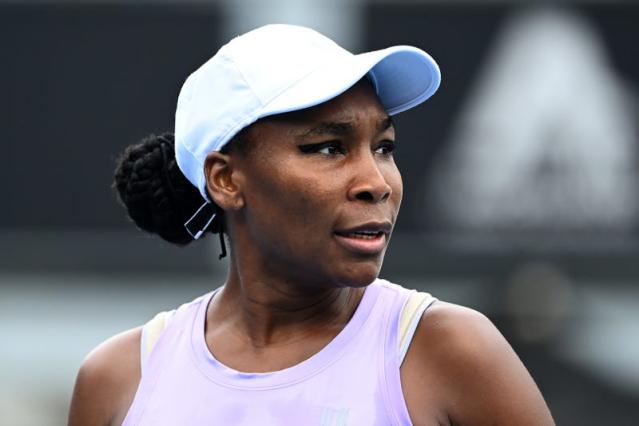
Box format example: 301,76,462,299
123,291,216,426
374,280,439,425
398,291,438,364
140,310,176,374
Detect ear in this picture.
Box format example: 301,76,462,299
204,152,245,211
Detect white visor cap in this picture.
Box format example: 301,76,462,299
175,24,441,201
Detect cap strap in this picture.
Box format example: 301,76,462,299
184,201,216,239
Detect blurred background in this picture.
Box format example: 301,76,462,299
2,0,638,424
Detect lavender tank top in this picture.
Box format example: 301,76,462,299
123,279,431,425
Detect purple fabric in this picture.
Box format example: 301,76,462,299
123,279,415,425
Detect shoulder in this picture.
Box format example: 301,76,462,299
402,302,554,426
417,302,504,362
68,327,142,426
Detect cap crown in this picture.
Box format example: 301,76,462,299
230,25,352,105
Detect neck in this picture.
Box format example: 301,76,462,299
209,255,365,348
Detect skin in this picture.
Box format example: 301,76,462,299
69,81,554,425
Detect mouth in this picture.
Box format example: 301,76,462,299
333,222,391,255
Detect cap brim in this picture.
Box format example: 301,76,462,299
260,45,440,118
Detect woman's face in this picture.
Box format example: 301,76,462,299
230,80,402,288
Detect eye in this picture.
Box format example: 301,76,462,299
375,140,395,155
298,141,345,156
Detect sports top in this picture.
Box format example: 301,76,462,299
123,279,437,425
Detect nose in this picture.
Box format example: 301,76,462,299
347,154,392,203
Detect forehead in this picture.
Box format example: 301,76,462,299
252,80,391,138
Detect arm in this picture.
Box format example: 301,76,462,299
401,302,554,426
68,327,142,426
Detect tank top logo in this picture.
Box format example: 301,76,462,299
320,407,349,425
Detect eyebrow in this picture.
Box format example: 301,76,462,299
299,115,394,138
381,116,394,132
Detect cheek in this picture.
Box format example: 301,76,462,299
244,170,339,275
244,166,335,239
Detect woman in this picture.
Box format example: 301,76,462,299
69,24,554,425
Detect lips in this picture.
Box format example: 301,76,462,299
333,221,391,255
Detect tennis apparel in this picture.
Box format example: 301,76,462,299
123,279,437,425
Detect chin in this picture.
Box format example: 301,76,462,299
332,259,383,288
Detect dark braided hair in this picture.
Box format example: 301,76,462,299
113,132,224,246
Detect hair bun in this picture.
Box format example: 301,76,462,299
113,133,206,245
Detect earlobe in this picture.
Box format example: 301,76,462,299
204,152,245,211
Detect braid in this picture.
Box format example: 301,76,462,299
113,133,223,246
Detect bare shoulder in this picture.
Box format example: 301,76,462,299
68,327,142,426
418,302,508,363
401,302,554,426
